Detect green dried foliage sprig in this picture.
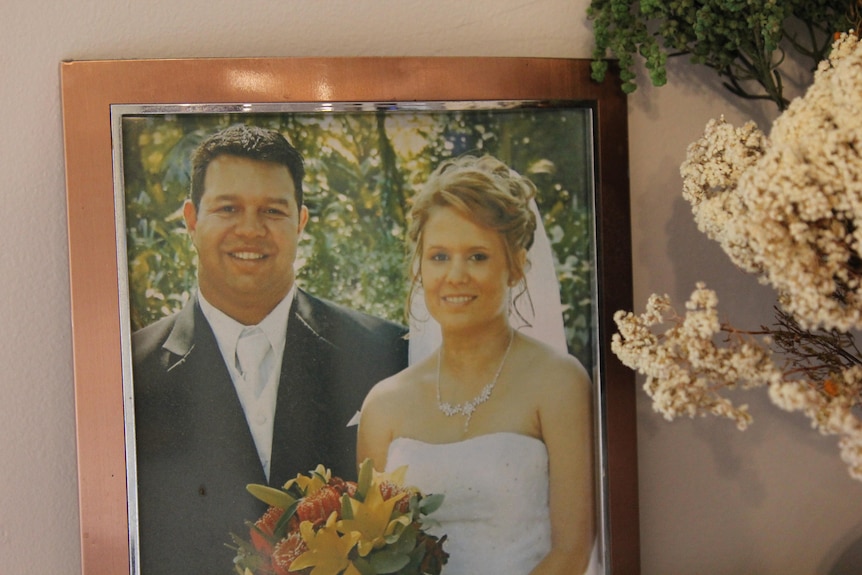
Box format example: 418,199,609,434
587,0,858,109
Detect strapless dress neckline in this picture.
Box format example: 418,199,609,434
388,430,545,450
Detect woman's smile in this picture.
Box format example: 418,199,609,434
441,294,476,305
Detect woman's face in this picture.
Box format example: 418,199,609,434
420,206,517,334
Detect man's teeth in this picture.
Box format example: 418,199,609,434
233,252,265,260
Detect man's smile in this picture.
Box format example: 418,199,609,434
229,251,268,261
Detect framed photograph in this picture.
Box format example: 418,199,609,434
61,57,638,575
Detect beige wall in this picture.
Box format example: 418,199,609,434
3,0,861,572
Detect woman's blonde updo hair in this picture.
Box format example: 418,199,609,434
407,155,538,316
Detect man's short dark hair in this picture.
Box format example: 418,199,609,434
190,125,305,210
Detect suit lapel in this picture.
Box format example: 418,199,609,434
160,298,197,365
162,299,267,486
269,293,338,485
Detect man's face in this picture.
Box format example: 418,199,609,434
184,154,308,325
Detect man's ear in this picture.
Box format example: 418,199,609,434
183,200,198,236
297,204,309,234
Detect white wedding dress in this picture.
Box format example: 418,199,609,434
386,432,600,575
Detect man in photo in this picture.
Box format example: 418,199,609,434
131,124,408,575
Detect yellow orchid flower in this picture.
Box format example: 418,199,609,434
290,512,361,575
338,482,411,557
372,464,408,487
356,458,414,502
283,464,331,496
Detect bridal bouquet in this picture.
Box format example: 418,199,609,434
611,31,862,480
230,460,447,575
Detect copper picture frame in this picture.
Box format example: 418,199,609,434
61,57,638,575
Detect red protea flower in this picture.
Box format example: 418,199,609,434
296,485,342,526
272,531,310,575
346,481,358,497
326,477,358,498
378,481,412,514
251,506,285,554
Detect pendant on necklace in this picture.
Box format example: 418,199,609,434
435,331,514,431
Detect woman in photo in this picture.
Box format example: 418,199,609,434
357,155,598,575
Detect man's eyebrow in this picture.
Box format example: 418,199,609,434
209,194,293,205
262,198,293,206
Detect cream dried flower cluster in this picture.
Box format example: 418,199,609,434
682,31,862,332
616,32,862,480
612,284,781,431
613,283,862,480
767,371,862,481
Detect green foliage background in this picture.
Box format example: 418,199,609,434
121,108,596,370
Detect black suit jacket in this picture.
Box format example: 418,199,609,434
131,290,408,575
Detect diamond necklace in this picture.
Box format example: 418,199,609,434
435,330,514,431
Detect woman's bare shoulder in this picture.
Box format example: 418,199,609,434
363,358,433,408
515,334,591,394
358,358,436,457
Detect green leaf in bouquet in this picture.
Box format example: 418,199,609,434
388,514,414,542
388,523,417,552
417,516,442,532
401,544,426,575
369,548,411,574
417,493,444,515
383,526,406,546
272,500,300,538
350,556,377,575
356,457,374,502
405,493,420,515
341,492,354,520
246,483,297,509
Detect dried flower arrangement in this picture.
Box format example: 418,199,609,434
611,32,862,480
